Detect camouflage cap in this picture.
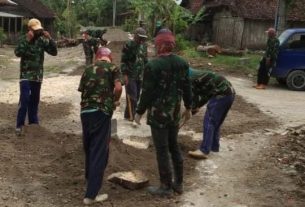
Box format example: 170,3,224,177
135,27,148,38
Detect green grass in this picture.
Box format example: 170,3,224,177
181,47,205,58
181,47,261,76
211,54,261,75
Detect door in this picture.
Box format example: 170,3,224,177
273,32,305,78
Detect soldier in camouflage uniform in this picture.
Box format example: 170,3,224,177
120,27,148,123
14,18,57,136
82,31,94,65
78,47,122,205
255,27,280,89
188,68,235,159
134,29,192,196
82,31,99,65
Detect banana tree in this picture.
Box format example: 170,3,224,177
128,0,199,36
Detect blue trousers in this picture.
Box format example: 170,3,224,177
124,79,141,121
81,111,111,199
16,80,41,128
200,94,235,154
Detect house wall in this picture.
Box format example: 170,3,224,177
212,9,244,49
287,21,305,28
186,22,212,42
0,16,55,43
186,6,305,50
241,19,273,49
212,10,305,49
0,16,23,43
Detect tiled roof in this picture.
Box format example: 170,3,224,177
12,0,55,18
186,0,305,21
0,0,16,6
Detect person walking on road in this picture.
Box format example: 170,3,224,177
120,27,148,124
134,29,192,197
188,68,235,159
82,31,95,65
14,18,57,136
254,27,280,89
78,47,122,205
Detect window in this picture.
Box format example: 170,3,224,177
287,33,305,49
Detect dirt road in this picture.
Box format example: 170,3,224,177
0,44,304,207
181,78,305,207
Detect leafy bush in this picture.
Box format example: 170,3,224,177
175,34,193,50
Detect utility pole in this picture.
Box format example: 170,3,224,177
275,0,287,34
113,0,117,27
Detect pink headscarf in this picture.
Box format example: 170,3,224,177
95,47,112,62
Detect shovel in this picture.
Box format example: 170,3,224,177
111,118,118,138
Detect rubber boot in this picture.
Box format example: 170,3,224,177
147,183,173,197
172,163,183,194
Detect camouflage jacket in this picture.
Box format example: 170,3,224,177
189,68,234,109
15,35,57,82
82,38,100,57
82,40,94,58
78,61,122,116
120,40,148,81
136,55,192,128
265,37,280,61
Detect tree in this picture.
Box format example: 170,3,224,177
276,0,286,34
276,0,293,34
127,0,202,36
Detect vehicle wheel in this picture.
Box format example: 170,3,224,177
286,70,305,91
276,78,286,85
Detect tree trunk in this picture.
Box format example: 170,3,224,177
276,0,287,35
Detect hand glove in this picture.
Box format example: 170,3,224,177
191,108,199,115
134,113,142,125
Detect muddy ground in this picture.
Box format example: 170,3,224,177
0,35,305,207
0,93,278,207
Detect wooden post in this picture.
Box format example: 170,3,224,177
8,17,11,38
113,0,117,27
14,17,17,34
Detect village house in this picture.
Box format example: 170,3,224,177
0,0,55,43
182,0,305,49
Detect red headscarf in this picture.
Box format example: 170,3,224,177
155,28,175,56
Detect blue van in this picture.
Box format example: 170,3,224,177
271,28,305,91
